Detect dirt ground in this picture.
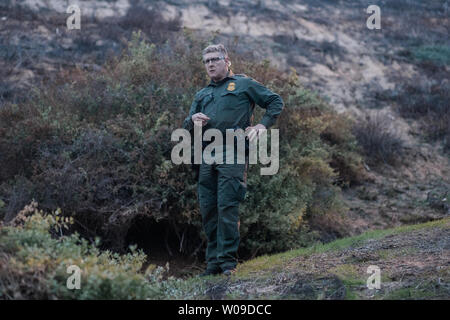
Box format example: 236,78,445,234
200,218,450,300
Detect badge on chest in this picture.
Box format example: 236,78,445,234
227,82,236,91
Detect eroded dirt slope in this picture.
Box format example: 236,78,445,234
197,217,450,300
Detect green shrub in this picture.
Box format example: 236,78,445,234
352,113,405,167
238,72,361,254
395,79,449,152
0,31,364,258
0,201,188,299
413,45,450,66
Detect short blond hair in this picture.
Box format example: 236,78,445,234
202,44,228,58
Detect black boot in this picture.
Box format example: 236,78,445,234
199,267,221,277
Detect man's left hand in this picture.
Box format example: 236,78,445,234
245,124,266,142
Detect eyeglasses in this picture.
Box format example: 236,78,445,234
203,56,225,65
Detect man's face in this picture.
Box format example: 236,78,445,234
203,52,229,82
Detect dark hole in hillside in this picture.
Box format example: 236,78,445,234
126,215,178,255
125,215,204,277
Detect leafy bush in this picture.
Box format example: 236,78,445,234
0,201,191,299
238,71,362,254
395,78,450,152
413,45,450,66
0,31,364,259
352,113,405,167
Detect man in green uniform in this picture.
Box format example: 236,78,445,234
182,44,283,276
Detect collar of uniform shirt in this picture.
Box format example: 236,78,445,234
208,70,236,87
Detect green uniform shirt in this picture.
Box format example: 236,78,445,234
183,71,284,133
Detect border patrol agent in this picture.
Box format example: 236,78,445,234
182,44,284,276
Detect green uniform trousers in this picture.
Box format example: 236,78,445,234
198,160,247,271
